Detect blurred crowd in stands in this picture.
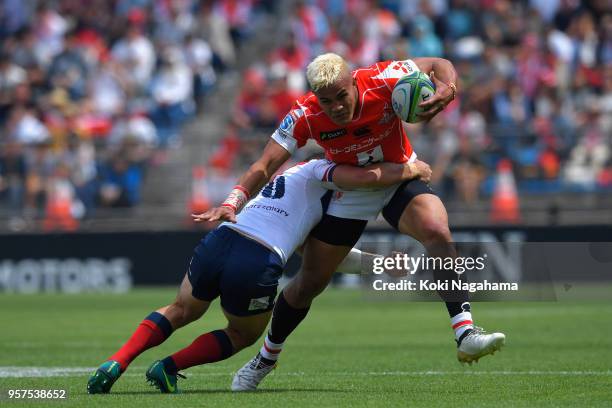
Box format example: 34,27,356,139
0,0,271,225
1,0,611,231
231,0,611,204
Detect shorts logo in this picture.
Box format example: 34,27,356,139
248,296,271,311
320,128,347,141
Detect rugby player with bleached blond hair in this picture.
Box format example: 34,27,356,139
197,53,506,391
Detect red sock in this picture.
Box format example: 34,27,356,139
166,330,234,372
109,312,173,371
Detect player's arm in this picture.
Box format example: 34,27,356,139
411,57,458,120
192,139,291,223
331,160,432,190
236,138,291,194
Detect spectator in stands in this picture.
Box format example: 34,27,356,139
0,141,27,213
150,46,194,148
111,19,156,93
194,1,237,71
408,15,443,58
0,51,27,124
47,31,89,101
88,57,127,117
184,33,217,111
98,151,143,208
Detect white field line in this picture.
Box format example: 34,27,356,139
1,367,611,378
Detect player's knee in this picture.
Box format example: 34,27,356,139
419,221,452,247
224,327,259,351
290,276,327,303
169,300,203,327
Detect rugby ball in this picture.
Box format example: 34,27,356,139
391,72,436,123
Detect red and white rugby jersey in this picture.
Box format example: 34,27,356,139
272,59,420,166
222,159,337,264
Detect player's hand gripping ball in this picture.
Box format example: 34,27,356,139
392,71,436,123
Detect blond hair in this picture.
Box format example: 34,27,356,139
306,53,349,92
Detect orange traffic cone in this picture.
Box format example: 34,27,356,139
43,177,79,231
490,159,520,224
189,166,211,215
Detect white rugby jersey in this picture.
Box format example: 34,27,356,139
221,159,337,264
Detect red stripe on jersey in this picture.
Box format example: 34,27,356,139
322,166,331,182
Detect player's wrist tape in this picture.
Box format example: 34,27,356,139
222,185,250,212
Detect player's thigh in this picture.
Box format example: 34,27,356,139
382,179,450,242
187,226,235,302
172,273,211,319
222,308,272,349
286,215,367,300
285,236,353,302
301,236,353,282
398,194,451,243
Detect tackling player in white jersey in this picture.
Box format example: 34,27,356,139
87,158,432,394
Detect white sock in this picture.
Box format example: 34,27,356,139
259,335,283,361
451,312,474,341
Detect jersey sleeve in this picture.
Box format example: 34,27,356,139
308,159,341,190
271,104,309,154
374,59,421,91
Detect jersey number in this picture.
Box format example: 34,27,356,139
262,176,285,199
357,145,384,166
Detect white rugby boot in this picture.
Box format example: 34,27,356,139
457,327,506,365
231,353,276,391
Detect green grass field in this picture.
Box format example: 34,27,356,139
1,288,611,407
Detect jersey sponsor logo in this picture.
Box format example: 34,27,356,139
395,61,415,74
320,128,347,141
373,60,416,80
248,296,271,311
261,176,285,199
354,126,372,138
278,109,303,137
328,127,393,155
245,203,289,217
279,115,294,132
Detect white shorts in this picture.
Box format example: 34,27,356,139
326,152,418,221
326,185,400,221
